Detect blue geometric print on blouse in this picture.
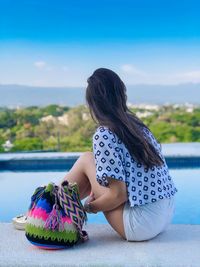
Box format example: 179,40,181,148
92,125,178,207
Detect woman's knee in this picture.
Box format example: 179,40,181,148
80,151,96,173
82,151,94,161
80,152,110,197
75,151,94,170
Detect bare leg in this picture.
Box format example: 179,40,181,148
60,151,126,240
60,152,92,200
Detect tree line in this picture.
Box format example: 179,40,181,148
0,104,199,152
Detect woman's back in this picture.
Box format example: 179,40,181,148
92,125,178,207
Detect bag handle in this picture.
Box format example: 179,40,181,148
57,180,89,242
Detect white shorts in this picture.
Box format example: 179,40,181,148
123,196,176,241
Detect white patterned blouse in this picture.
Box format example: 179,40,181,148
92,125,178,207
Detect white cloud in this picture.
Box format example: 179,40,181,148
34,61,47,69
175,70,200,83
34,61,54,72
120,64,146,76
120,64,200,85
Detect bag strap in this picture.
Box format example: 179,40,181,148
57,181,89,242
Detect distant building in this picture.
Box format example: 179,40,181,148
57,114,69,126
82,112,90,121
2,140,14,151
127,103,160,111
136,111,153,118
40,115,57,124
172,103,195,112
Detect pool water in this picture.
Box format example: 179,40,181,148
0,168,200,224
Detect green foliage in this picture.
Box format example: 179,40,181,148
0,136,5,152
0,110,17,128
41,105,69,117
0,104,199,152
12,137,43,151
15,109,38,125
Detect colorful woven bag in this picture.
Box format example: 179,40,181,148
25,180,88,249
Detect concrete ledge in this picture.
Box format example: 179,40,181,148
0,223,200,267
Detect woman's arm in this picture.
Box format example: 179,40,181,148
85,177,127,213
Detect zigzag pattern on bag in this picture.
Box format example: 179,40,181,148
58,186,85,231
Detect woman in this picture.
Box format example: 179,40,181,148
13,68,178,241
60,68,178,241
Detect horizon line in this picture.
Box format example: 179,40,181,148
1,82,200,88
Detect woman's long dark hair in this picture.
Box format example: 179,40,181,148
86,68,164,168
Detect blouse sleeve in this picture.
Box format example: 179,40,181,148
92,128,126,187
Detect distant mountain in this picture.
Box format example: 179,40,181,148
0,83,199,107
0,84,84,108
127,83,200,105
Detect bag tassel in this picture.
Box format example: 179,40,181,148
44,204,64,231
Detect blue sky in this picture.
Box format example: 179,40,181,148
0,0,200,86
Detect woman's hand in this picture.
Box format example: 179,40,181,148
84,178,127,213
85,192,95,204
83,192,97,214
